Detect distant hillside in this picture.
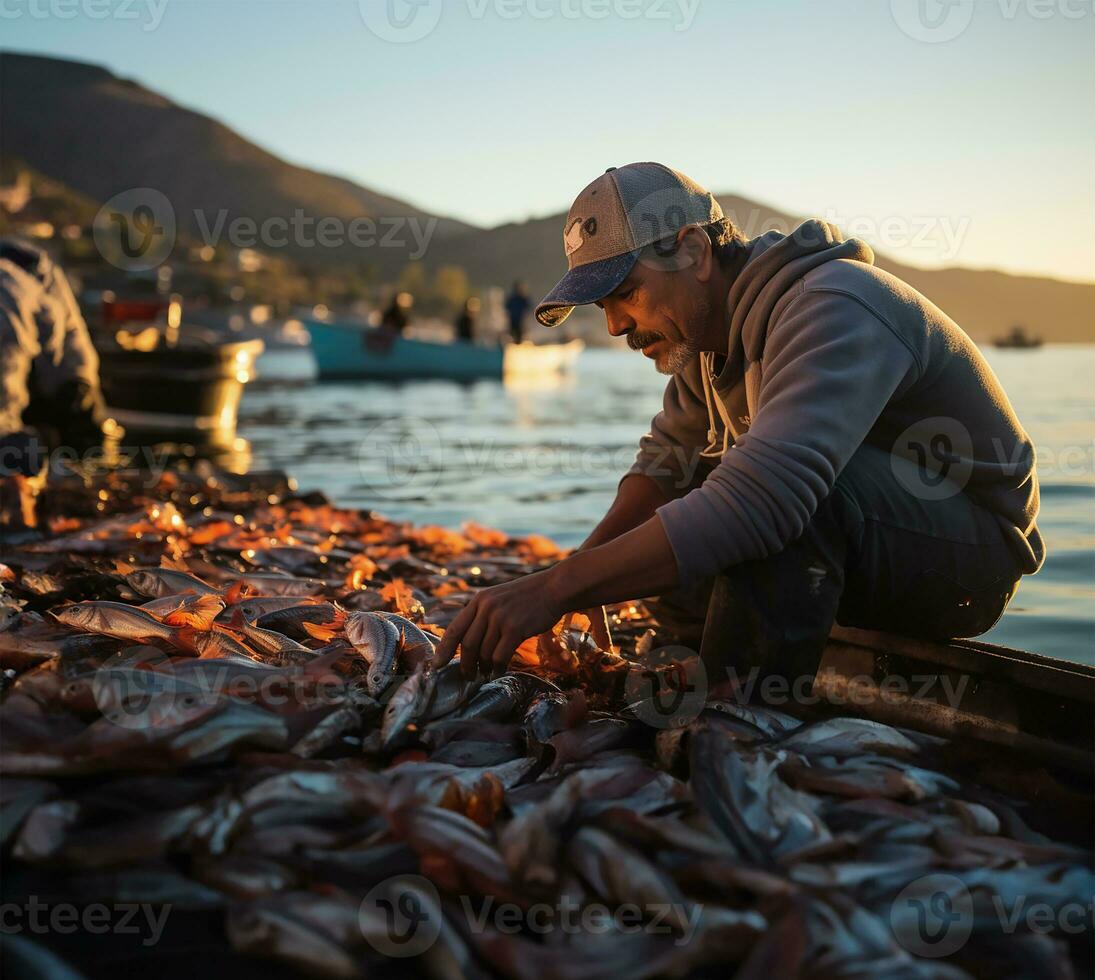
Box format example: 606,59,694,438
0,52,475,262
2,51,1091,341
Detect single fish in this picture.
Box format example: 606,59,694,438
52,601,177,643
380,665,433,748
455,672,560,722
379,660,474,748
234,573,326,597
124,566,218,599
235,621,317,662
523,690,587,745
343,613,401,696
222,596,322,626
377,611,436,668
255,602,345,639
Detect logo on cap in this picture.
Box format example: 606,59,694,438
564,216,598,258
564,218,585,257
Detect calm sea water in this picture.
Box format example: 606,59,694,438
240,345,1094,664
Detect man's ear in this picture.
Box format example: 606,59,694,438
677,225,713,281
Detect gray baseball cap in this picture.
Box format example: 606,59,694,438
536,162,723,327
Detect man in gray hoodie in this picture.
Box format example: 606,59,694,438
436,163,1043,684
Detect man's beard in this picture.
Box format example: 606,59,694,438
629,296,708,375
655,339,698,375
628,330,699,375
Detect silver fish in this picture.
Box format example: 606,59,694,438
52,602,176,643
125,567,218,599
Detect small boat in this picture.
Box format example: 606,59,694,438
306,318,583,382
993,325,1043,349
95,298,263,450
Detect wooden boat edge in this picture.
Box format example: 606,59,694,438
815,626,1094,773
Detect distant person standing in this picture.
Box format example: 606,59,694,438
380,291,413,335
454,296,480,343
504,281,531,344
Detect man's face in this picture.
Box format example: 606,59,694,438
595,250,713,375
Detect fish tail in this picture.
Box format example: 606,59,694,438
302,621,339,643
222,579,253,605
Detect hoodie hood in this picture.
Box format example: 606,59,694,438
695,221,874,454
723,219,874,379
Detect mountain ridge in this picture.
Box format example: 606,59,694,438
2,51,1091,341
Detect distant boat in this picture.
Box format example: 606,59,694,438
993,325,1043,349
305,319,583,382
95,297,263,449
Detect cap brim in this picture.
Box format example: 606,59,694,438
535,250,640,327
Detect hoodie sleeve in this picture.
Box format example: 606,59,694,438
656,285,919,585
627,358,720,500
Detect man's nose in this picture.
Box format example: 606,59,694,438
604,306,635,338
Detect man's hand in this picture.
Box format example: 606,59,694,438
433,567,567,679
433,515,680,679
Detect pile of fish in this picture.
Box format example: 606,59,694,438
1,468,1092,978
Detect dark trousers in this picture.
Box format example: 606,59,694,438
698,443,1024,684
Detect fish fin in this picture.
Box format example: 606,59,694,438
160,555,190,572
302,621,339,642
114,559,136,575
163,595,224,631
222,579,250,605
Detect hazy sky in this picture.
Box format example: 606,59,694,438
5,0,1093,280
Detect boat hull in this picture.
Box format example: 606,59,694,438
97,338,263,448
306,320,581,381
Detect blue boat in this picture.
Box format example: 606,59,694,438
305,319,582,382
